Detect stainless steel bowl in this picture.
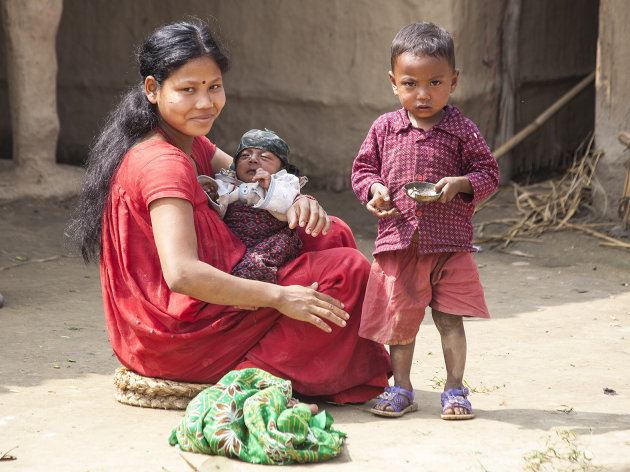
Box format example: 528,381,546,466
404,181,442,202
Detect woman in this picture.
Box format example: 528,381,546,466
67,20,390,403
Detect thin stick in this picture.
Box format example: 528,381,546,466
493,72,595,160
599,241,630,249
507,237,543,243
179,454,200,472
476,217,521,226
0,446,18,461
564,223,630,247
0,255,61,271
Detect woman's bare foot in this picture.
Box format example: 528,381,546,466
287,398,319,415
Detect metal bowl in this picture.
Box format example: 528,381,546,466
404,181,442,202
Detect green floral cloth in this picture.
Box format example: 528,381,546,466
168,368,347,465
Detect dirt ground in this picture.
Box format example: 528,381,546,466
1,186,629,472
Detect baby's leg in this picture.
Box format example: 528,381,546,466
432,310,467,415
372,340,415,413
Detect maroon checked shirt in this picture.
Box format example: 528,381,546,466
351,105,499,256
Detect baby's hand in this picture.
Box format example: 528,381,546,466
202,184,218,201
252,168,272,189
366,183,400,218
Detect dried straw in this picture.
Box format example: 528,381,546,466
475,136,629,249
113,367,212,410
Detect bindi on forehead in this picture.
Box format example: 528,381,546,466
202,80,206,84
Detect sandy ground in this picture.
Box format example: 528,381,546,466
1,187,629,472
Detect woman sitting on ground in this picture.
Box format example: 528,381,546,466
67,20,390,403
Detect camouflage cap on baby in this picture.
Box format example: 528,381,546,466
235,128,299,175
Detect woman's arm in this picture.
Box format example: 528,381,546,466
149,197,348,332
211,146,234,174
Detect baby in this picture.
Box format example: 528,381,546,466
199,129,307,283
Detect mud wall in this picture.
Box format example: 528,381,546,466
50,0,495,190
0,0,599,190
204,1,490,189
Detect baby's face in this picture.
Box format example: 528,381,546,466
235,148,284,182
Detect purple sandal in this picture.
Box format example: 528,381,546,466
371,385,418,417
440,387,475,420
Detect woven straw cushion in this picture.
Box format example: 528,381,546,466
113,367,212,410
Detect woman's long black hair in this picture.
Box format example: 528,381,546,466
66,20,230,263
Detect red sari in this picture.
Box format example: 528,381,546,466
100,137,390,403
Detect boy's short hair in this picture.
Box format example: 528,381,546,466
391,22,455,71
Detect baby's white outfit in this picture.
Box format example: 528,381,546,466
198,169,306,220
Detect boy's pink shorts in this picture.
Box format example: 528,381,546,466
359,246,490,345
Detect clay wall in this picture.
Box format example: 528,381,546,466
0,0,603,190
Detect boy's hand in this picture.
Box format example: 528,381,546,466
252,168,272,190
435,176,473,203
366,183,400,218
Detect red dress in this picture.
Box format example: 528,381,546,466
100,137,390,403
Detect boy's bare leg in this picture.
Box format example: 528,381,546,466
432,309,467,415
372,340,415,412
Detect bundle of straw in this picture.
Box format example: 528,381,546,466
475,137,630,249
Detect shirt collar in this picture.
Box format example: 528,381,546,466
392,105,468,140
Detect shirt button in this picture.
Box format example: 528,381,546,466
416,174,423,181
416,210,423,217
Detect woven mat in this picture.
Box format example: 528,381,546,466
113,367,213,410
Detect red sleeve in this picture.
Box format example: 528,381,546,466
135,151,199,208
460,120,500,204
351,119,386,203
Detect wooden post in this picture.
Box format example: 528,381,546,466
1,0,63,176
618,131,630,229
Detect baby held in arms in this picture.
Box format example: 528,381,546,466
199,128,307,283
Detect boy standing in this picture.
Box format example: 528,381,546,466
351,22,499,419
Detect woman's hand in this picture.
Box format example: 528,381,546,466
274,282,349,333
287,195,331,237
366,183,399,218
